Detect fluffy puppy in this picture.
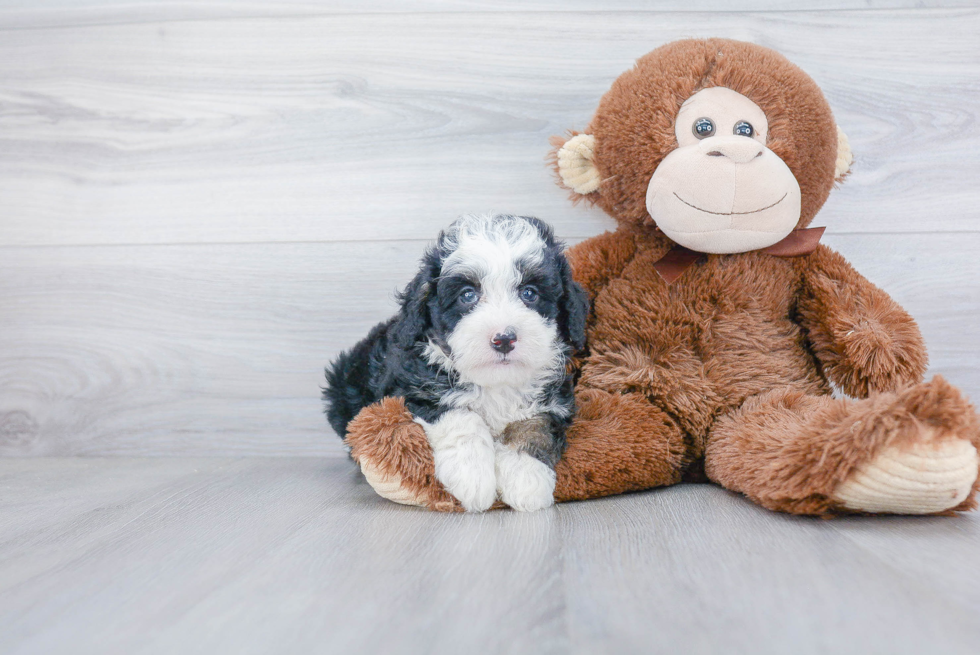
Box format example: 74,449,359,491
324,214,588,512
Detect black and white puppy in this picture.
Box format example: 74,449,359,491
324,213,588,512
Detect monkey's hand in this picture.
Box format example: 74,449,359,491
795,244,927,398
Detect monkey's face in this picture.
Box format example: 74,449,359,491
645,87,802,254
553,39,850,245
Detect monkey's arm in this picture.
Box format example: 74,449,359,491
564,229,637,377
794,244,927,398
565,228,637,303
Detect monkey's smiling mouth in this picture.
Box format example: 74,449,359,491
673,192,787,216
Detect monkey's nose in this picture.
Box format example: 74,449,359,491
702,136,764,164
491,331,517,354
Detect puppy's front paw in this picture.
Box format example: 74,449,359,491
495,444,556,512
422,410,497,512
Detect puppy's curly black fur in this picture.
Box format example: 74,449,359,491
324,214,587,471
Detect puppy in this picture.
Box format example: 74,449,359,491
324,214,588,512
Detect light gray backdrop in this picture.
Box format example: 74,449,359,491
2,0,978,457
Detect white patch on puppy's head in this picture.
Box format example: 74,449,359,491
433,214,564,389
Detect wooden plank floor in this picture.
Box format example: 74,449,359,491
1,457,978,655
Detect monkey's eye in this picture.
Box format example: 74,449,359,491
733,121,755,137
519,286,539,304
693,117,715,139
459,287,479,304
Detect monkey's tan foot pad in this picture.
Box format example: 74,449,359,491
357,459,468,512
359,460,427,508
833,437,979,514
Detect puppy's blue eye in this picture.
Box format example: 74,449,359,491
733,121,754,137
520,286,539,303
459,287,479,304
693,117,714,139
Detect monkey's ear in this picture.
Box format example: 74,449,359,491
834,125,853,183
556,133,601,195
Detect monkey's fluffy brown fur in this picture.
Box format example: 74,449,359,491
345,38,980,515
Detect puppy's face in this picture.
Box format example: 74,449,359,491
423,216,579,387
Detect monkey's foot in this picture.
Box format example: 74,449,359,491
358,458,426,508
345,397,462,512
833,432,979,514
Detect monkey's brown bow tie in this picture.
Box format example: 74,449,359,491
653,227,826,284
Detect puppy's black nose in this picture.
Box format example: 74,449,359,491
491,331,517,354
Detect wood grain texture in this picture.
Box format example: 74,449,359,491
1,457,978,655
3,1,979,31
1,233,977,456
0,240,423,457
561,485,980,654
0,9,978,246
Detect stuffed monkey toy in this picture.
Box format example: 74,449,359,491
342,38,980,515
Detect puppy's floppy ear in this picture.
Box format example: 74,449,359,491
392,256,437,350
557,255,589,352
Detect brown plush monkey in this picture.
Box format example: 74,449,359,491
343,38,980,516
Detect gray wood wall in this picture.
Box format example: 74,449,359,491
1,1,978,457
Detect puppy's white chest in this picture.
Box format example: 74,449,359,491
452,385,537,436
